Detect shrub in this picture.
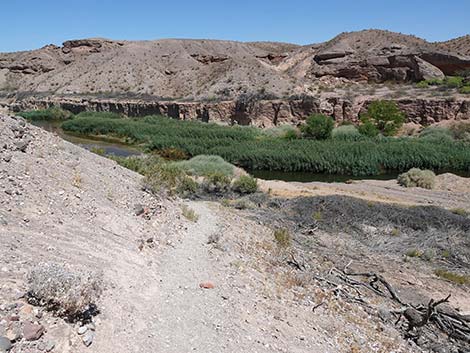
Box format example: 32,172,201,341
416,81,429,88
63,115,470,176
419,126,454,143
434,269,469,285
18,107,72,121
450,208,468,217
181,205,199,222
332,125,363,141
450,122,470,141
174,155,234,177
231,198,256,210
445,76,464,88
300,114,334,140
144,163,186,194
397,168,436,189
274,228,291,248
405,249,422,258
157,148,188,161
176,176,199,197
27,263,102,321
202,172,231,194
232,175,258,194
75,111,123,119
263,125,299,139
358,117,380,137
112,155,163,175
459,86,470,94
363,100,405,136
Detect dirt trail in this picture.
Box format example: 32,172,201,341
150,201,227,352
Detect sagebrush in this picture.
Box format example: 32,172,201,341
27,263,102,320
397,168,436,189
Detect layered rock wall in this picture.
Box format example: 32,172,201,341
7,97,470,127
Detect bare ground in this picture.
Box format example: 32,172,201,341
1,115,469,352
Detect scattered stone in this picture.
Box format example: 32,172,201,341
377,306,392,322
14,139,30,152
23,322,45,341
77,325,88,335
45,341,55,352
5,328,21,343
199,281,215,289
134,204,145,216
38,340,56,352
0,336,12,352
82,330,95,347
2,155,12,162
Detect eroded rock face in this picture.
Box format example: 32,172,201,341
309,30,470,82
8,96,470,127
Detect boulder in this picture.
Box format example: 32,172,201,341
23,323,45,341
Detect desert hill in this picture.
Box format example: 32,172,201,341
1,30,470,101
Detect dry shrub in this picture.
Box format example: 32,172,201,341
274,228,291,248
397,168,436,189
27,263,103,321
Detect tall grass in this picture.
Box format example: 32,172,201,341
17,107,72,121
62,115,470,176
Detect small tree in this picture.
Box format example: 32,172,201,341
358,116,379,137
363,100,405,136
300,114,334,140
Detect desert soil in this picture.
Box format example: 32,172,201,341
1,115,469,353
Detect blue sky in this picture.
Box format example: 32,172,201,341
2,0,469,52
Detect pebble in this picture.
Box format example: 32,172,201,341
77,325,88,335
82,330,95,347
199,281,215,289
0,337,12,352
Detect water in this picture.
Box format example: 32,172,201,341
32,120,470,183
250,169,470,183
32,120,142,157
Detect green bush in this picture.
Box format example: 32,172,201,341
173,155,234,177
445,76,464,88
332,125,363,141
18,107,72,121
363,100,405,136
144,163,186,195
397,168,436,189
177,176,199,197
416,81,429,88
202,172,231,194
459,86,470,94
63,115,470,176
419,127,454,143
263,125,299,139
300,114,334,140
75,111,123,119
358,117,380,137
232,175,258,194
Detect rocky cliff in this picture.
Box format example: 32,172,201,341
7,95,470,127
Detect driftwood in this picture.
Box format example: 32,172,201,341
312,266,470,349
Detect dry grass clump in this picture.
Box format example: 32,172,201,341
274,228,291,248
397,168,436,189
27,263,103,321
434,269,470,285
181,205,199,222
